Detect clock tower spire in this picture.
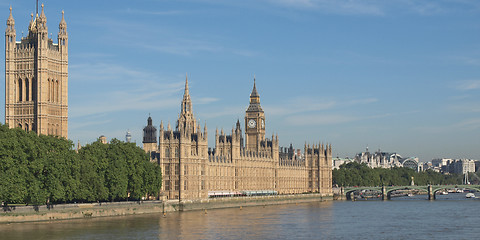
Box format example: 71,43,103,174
245,76,265,152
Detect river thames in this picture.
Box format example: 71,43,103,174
1,193,478,240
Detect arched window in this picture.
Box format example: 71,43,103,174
175,147,179,157
18,79,23,102
25,78,29,101
32,78,36,101
25,123,29,131
18,123,22,129
51,80,54,102
56,80,59,102
48,79,51,102
165,148,170,158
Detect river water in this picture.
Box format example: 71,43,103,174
1,193,478,240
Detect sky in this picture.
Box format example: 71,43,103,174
1,0,480,161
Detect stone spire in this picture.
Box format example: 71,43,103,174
247,76,263,112
40,3,46,19
59,10,67,35
36,3,47,33
6,6,15,40
28,13,33,29
236,119,241,131
250,76,259,98
181,74,192,114
185,73,189,96
60,10,66,26
7,6,14,26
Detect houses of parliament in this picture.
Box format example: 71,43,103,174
4,5,332,202
4,4,68,138
143,77,333,201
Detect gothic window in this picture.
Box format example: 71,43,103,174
51,80,55,102
165,148,170,158
175,165,180,175
18,79,22,102
165,164,170,175
56,80,59,102
174,180,180,190
164,181,170,190
47,79,51,101
18,123,22,129
175,147,179,157
184,165,188,175
25,78,29,101
32,78,36,101
25,123,29,131
184,180,187,190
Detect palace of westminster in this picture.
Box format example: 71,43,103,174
4,5,333,201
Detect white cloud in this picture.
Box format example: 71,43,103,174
263,0,480,16
264,96,377,116
447,103,480,113
195,97,220,104
122,8,188,16
269,0,385,15
285,114,358,126
456,80,480,91
455,118,480,130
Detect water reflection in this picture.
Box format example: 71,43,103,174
156,201,334,240
1,199,479,239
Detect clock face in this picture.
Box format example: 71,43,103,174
248,119,256,128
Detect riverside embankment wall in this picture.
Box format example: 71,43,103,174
0,194,332,223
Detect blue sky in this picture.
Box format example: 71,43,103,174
2,0,480,161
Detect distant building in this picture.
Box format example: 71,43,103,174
125,130,132,143
426,158,478,174
431,158,452,172
99,135,107,144
354,148,402,168
332,157,354,169
450,159,476,175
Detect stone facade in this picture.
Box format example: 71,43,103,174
144,76,332,201
5,5,68,138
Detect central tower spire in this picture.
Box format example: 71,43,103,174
178,74,196,134
184,73,189,96
181,74,192,114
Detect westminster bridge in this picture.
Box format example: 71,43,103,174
341,185,480,200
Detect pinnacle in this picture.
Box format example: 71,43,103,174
7,6,14,21
250,77,259,97
184,73,189,96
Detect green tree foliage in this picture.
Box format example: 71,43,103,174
333,162,462,187
0,124,162,205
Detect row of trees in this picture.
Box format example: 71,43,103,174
333,162,462,187
0,124,162,205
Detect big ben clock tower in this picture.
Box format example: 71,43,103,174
245,78,265,152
